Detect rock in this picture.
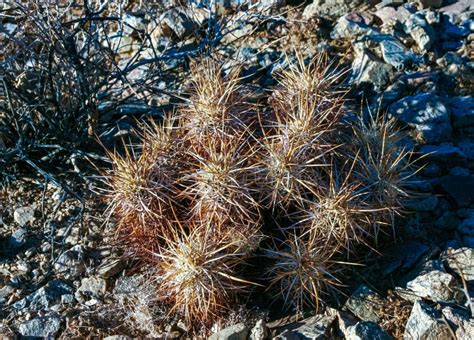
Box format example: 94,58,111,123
376,34,416,69
346,321,392,340
388,93,452,144
442,247,474,281
405,13,436,51
8,228,27,249
54,245,86,279
406,268,456,303
345,285,384,322
404,301,452,339
404,195,438,211
160,7,205,39
303,0,366,20
209,323,249,340
441,306,474,340
77,276,107,297
457,215,474,247
18,314,61,338
419,144,464,161
331,12,378,39
276,315,336,339
440,175,474,207
326,307,358,338
383,242,430,275
13,206,36,227
116,103,150,115
13,280,73,311
448,96,474,128
98,258,126,278
440,0,474,18
122,12,146,34
351,51,394,90
376,0,405,9
0,285,14,304
250,319,268,340
104,336,132,340
421,0,443,8
375,3,415,25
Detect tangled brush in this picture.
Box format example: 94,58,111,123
101,52,420,330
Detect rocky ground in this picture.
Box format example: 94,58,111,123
1,0,473,339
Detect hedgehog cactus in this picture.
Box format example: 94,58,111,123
102,52,418,328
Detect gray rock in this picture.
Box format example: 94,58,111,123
331,12,378,39
388,93,452,144
13,206,36,227
122,12,146,34
440,175,474,207
54,245,86,279
419,144,464,161
442,247,474,281
351,52,393,90
98,258,126,278
442,306,474,340
18,314,61,338
77,276,107,297
345,285,384,322
457,215,474,247
8,228,27,249
405,13,436,51
160,7,204,39
377,35,416,69
346,321,392,340
303,0,372,20
276,315,336,339
406,269,456,303
421,0,443,8
404,195,438,211
13,280,73,311
403,301,452,339
209,323,249,340
0,285,14,304
250,319,268,340
104,336,132,340
448,96,474,128
116,103,150,115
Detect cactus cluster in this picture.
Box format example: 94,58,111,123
102,53,418,327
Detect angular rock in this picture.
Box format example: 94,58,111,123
404,301,451,339
406,269,456,303
98,258,126,278
209,323,249,340
13,280,73,311
421,0,443,8
419,144,464,161
351,51,393,90
250,319,268,340
377,35,416,69
405,13,436,51
404,195,438,211
13,206,36,227
442,306,474,340
331,12,378,39
457,215,474,248
54,245,86,279
440,175,474,207
442,247,474,281
345,285,384,322
8,228,27,249
276,315,336,339
18,314,61,338
303,0,366,20
449,96,474,128
77,276,107,297
122,12,146,33
388,93,452,143
346,321,392,340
